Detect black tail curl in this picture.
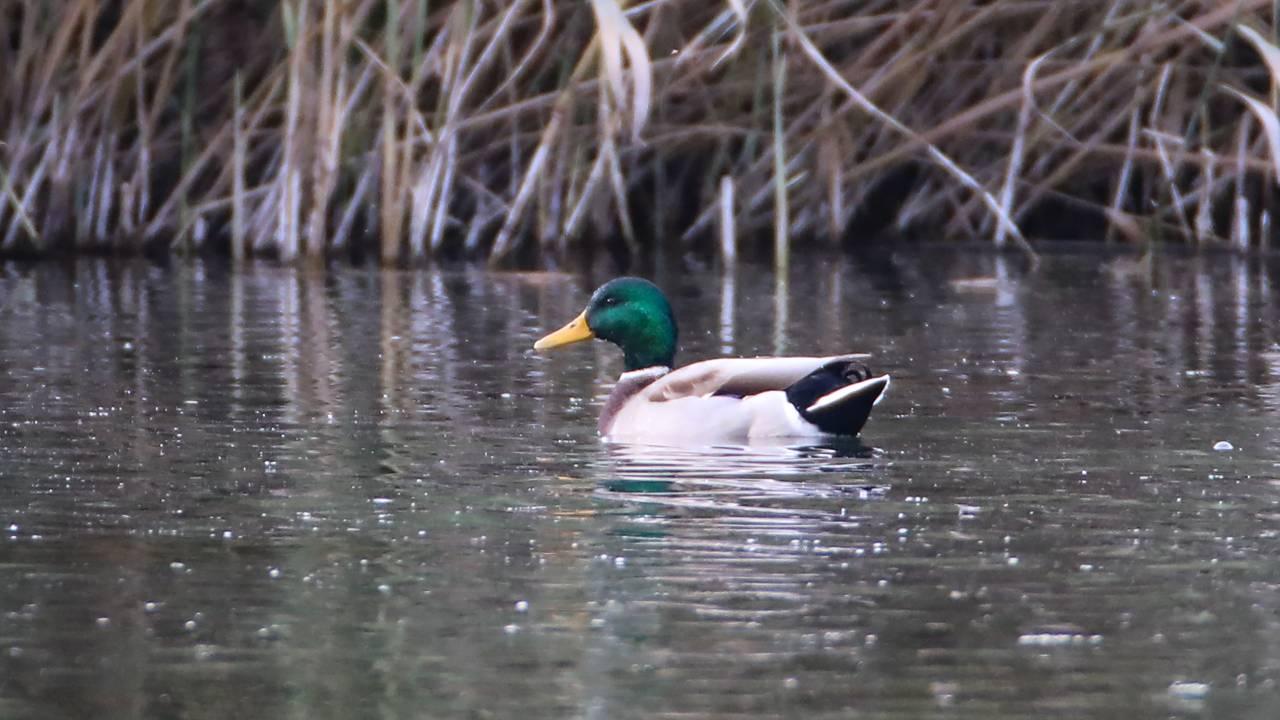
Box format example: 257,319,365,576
784,359,887,436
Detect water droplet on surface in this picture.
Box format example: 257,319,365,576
1168,681,1209,699
1213,441,1234,451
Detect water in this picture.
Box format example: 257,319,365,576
1,250,1279,719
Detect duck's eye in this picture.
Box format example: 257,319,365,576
603,296,617,306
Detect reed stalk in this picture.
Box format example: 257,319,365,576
719,174,736,264
232,73,247,263
771,21,789,273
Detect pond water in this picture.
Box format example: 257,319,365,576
1,249,1279,719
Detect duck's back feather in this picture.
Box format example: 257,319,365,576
639,355,870,403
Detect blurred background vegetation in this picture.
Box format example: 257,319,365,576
1,0,1278,267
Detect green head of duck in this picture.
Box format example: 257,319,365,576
535,277,678,371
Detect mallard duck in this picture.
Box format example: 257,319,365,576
534,277,890,442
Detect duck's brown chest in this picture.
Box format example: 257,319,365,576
598,368,667,435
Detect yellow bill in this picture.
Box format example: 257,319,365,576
534,310,594,350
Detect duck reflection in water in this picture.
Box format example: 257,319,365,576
594,439,887,520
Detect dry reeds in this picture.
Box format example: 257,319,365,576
1,1,1279,265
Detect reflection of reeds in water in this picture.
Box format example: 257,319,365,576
1097,253,1280,413
3,3,1280,263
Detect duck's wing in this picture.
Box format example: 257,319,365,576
640,355,871,402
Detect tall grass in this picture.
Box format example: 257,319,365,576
1,1,1278,265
